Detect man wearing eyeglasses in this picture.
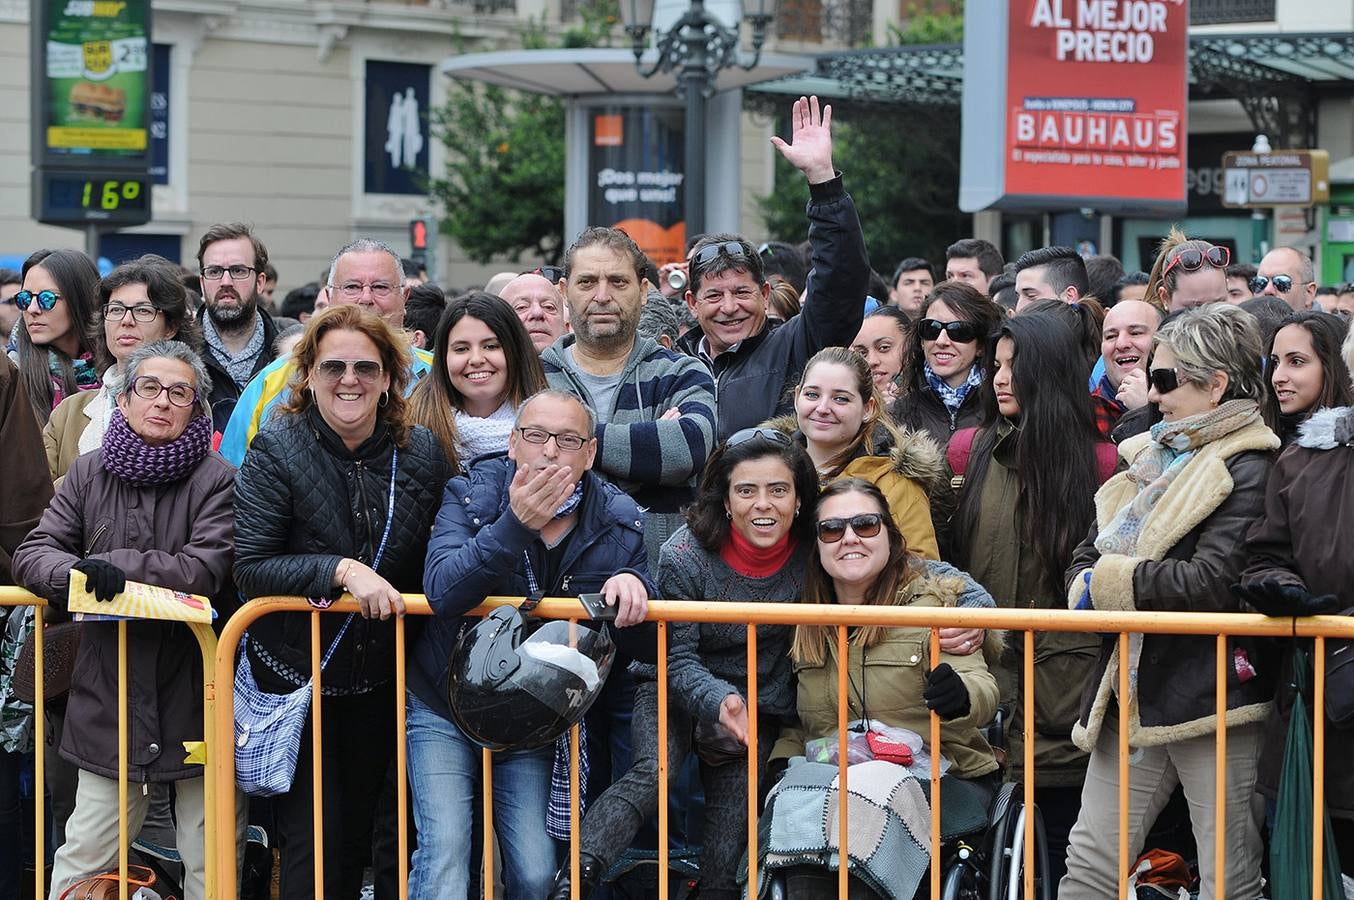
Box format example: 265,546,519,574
195,223,290,432
217,238,434,466
417,389,657,900
1255,246,1318,312
674,96,869,440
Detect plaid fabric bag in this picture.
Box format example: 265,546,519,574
233,617,353,797
234,448,398,797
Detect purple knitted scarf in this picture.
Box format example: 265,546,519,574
101,408,212,487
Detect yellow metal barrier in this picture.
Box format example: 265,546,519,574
206,593,1354,900
0,585,219,900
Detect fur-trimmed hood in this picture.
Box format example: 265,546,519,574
1296,406,1354,450
761,414,948,499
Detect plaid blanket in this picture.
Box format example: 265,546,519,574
746,760,932,900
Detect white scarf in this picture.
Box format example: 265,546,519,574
78,367,121,456
454,401,517,461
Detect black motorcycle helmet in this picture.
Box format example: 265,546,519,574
448,606,616,751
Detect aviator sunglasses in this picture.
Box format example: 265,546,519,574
1249,274,1296,295
816,513,885,543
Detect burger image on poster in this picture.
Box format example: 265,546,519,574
69,81,126,123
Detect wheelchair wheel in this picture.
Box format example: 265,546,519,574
939,855,983,900
985,786,1051,900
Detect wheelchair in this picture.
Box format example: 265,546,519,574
759,779,1052,900
762,706,1054,900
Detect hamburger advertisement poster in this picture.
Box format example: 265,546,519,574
44,0,148,157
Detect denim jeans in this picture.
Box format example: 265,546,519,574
406,692,554,900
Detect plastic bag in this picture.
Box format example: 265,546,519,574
803,719,948,777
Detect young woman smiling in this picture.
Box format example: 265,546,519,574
1262,311,1353,447
779,346,943,559
890,281,1003,447
408,291,546,469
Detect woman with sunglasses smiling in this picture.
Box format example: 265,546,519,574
12,340,234,900
756,478,999,897
1261,311,1353,447
1058,303,1279,899
947,312,1116,888
45,256,201,484
232,305,453,899
890,281,1003,448
564,428,817,900
7,248,102,426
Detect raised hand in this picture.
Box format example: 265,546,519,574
769,96,835,185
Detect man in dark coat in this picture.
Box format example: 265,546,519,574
674,96,869,440
412,389,657,900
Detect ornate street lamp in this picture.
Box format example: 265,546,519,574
619,0,774,238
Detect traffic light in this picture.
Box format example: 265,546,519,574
410,218,429,254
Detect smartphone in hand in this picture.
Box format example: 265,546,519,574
578,592,617,621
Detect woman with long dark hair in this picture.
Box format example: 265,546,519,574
1262,310,1352,447
408,290,546,469
890,281,1004,446
8,249,101,425
947,311,1115,889
553,429,818,900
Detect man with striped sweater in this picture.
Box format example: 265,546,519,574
542,226,717,569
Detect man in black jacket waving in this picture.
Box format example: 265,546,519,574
675,95,869,440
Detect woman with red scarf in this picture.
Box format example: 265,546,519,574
551,428,819,900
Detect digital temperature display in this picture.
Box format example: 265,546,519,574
35,170,152,226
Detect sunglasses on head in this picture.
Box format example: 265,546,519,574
725,427,793,450
14,289,60,312
1249,274,1295,294
816,513,884,543
1163,245,1230,278
917,318,978,343
527,265,565,283
691,241,753,271
1148,367,1182,395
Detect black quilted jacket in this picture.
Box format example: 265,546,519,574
233,405,453,694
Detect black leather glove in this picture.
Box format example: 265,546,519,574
1231,581,1343,618
923,662,971,721
72,559,126,603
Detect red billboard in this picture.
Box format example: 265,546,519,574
1001,0,1188,207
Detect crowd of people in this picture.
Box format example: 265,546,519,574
0,94,1352,900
